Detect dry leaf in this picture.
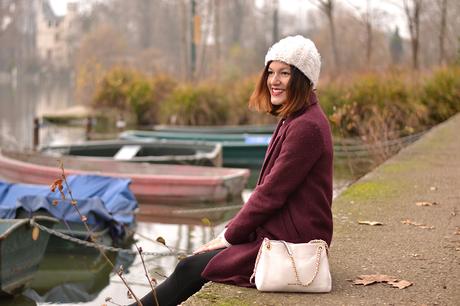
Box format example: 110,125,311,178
352,274,412,289
156,236,166,245
401,219,422,226
358,221,383,226
388,279,413,289
177,254,187,261
353,274,397,286
201,217,212,227
32,226,40,241
401,219,434,230
415,201,437,206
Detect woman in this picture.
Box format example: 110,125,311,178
131,35,333,306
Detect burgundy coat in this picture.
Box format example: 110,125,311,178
202,93,333,287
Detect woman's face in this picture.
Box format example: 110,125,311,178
267,61,291,105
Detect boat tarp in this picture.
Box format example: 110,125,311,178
0,175,137,226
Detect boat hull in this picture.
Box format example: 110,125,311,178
41,139,223,167
0,216,57,295
0,150,249,206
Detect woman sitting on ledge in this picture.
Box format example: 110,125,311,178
130,35,333,306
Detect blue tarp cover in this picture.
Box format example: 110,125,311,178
0,175,138,226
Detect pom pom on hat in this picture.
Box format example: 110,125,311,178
265,35,321,88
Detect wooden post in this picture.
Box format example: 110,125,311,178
33,117,39,150
85,116,92,140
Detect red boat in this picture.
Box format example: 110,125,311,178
0,150,249,208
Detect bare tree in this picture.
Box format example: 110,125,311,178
311,0,341,72
346,0,375,66
437,0,447,65
403,0,423,70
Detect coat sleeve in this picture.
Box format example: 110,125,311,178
225,120,325,245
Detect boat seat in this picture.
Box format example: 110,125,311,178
114,145,142,160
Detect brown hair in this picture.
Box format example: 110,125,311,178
249,62,313,118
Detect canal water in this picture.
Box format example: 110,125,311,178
0,82,357,305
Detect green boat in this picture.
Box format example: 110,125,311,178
0,216,57,295
152,124,276,134
119,130,271,169
41,139,223,167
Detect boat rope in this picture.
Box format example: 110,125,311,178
30,220,184,257
172,204,243,215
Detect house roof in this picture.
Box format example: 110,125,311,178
41,0,63,24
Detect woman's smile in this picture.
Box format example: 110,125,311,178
267,61,291,105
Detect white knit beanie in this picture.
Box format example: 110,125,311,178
265,35,321,88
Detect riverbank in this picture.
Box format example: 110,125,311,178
183,113,460,305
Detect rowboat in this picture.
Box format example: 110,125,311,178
0,150,249,206
0,216,58,295
30,252,115,303
152,124,276,134
41,139,223,167
119,130,271,169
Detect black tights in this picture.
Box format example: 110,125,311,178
129,249,222,306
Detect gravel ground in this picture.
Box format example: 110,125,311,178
184,113,460,306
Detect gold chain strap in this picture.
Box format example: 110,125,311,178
284,240,325,287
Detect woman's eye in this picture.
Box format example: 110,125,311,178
282,71,290,76
268,70,274,75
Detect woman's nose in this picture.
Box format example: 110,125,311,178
270,73,281,84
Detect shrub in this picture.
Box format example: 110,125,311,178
93,67,154,125
329,73,428,139
420,67,460,123
160,83,229,125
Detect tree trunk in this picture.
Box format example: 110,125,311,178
438,0,447,65
404,0,422,70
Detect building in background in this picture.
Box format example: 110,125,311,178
35,0,80,70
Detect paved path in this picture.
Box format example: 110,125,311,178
184,114,460,305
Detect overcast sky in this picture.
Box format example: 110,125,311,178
50,0,409,37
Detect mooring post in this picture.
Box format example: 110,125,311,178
85,116,92,140
33,117,39,150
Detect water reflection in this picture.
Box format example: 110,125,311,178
0,81,74,150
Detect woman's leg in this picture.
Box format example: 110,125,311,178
129,249,222,306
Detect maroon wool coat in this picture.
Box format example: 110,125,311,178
202,93,333,287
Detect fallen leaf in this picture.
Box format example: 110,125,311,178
352,274,397,286
388,279,413,289
401,219,436,230
358,221,383,226
401,219,422,226
156,236,166,245
32,226,40,241
418,225,435,230
201,217,212,227
415,201,437,206
352,274,412,289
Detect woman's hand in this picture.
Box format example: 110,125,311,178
193,237,229,254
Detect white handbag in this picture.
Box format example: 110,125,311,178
250,238,332,292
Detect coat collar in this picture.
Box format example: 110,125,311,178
283,91,318,125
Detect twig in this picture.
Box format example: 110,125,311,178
136,243,159,306
52,161,142,306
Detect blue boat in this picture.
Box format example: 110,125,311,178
0,175,139,253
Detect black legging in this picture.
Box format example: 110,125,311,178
129,249,222,306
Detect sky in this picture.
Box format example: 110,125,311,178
49,0,409,37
